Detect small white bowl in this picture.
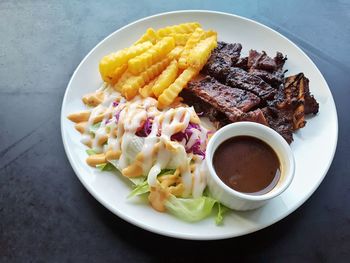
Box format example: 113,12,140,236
206,122,295,211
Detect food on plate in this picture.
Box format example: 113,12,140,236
68,23,319,223
187,35,218,70
184,41,319,143
98,22,217,105
178,28,215,69
152,60,179,97
182,76,267,125
128,37,175,75
99,41,153,84
134,28,158,45
156,22,201,37
120,57,171,99
213,136,281,195
158,67,197,108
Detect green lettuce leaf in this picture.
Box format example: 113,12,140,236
128,176,146,186
96,163,116,171
164,193,229,224
215,202,229,225
165,195,217,222
89,122,101,134
86,149,96,156
128,180,150,198
158,169,176,176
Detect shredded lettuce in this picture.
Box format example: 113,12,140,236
86,149,96,156
128,177,146,186
127,169,174,197
128,180,150,197
89,122,101,134
158,169,176,177
96,162,116,171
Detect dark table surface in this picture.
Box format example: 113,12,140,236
1,0,349,262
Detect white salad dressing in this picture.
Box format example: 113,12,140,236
83,86,213,198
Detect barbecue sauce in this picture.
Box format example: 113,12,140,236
213,136,280,195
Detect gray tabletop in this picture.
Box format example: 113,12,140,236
1,0,349,262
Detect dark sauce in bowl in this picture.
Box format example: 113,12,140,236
213,136,281,195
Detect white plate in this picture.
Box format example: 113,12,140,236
61,11,338,240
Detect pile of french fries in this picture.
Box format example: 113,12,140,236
99,22,217,108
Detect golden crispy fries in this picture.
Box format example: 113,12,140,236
152,60,178,97
139,77,158,98
114,70,134,92
177,28,217,69
187,35,217,70
128,37,175,75
156,22,201,37
98,23,217,105
158,67,197,108
107,64,128,85
168,33,191,46
204,30,217,38
99,41,152,83
167,46,184,60
134,28,158,45
184,27,205,48
122,57,171,99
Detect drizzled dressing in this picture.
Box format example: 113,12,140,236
81,86,210,200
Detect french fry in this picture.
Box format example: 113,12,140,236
99,41,152,83
139,77,158,98
114,70,134,92
187,35,217,70
106,64,128,85
152,60,178,97
178,28,212,69
156,22,201,37
134,28,158,45
158,67,197,108
168,33,191,46
128,37,175,75
167,46,184,60
122,57,171,99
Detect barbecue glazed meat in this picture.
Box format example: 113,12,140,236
186,76,261,112
209,41,242,66
203,44,277,101
183,41,319,144
261,106,294,144
182,76,267,125
225,67,276,100
276,73,319,130
203,61,276,101
248,50,277,71
202,42,242,82
235,57,249,71
247,50,287,88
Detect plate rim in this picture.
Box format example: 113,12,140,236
60,10,338,240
